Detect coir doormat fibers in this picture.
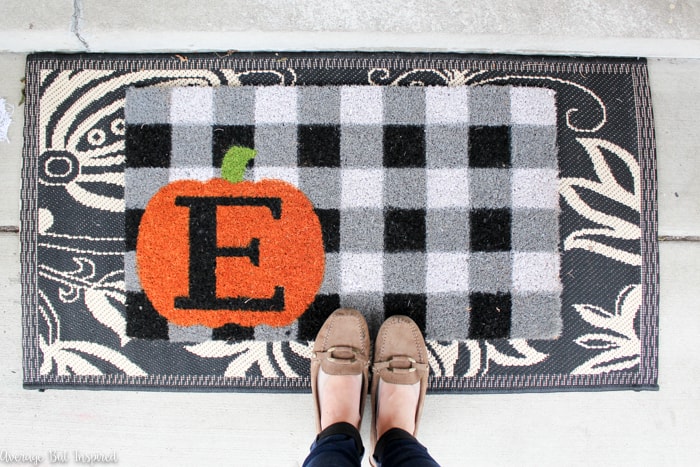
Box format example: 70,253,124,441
21,53,658,392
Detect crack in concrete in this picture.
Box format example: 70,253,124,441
70,0,90,51
658,235,700,242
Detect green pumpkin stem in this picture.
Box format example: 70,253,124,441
221,146,256,184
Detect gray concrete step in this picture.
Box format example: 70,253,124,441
1,0,699,58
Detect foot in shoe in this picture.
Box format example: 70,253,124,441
318,367,363,430
376,379,421,438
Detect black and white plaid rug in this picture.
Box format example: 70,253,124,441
22,53,658,392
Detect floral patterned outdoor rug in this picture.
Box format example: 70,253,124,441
21,53,658,392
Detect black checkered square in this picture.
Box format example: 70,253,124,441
385,209,427,252
468,126,511,169
126,124,172,168
212,125,255,167
384,125,426,168
298,125,341,167
470,209,512,252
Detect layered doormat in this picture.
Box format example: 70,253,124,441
21,53,658,392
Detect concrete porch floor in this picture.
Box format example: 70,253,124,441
1,1,699,465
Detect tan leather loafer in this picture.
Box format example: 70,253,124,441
311,308,371,433
371,315,429,452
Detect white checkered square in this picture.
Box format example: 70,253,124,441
512,252,562,292
255,87,298,123
427,253,470,293
341,169,384,208
253,167,300,187
512,169,559,209
510,87,556,125
427,169,470,208
340,86,383,124
341,253,384,293
425,87,470,124
169,166,215,182
170,87,213,124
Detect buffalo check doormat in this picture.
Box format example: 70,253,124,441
21,53,658,392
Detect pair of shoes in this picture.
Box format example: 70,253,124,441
311,309,429,448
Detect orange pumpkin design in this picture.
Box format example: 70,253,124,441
136,146,325,329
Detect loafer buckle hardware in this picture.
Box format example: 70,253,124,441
324,346,361,364
386,356,417,374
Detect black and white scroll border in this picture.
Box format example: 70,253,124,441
22,56,657,391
